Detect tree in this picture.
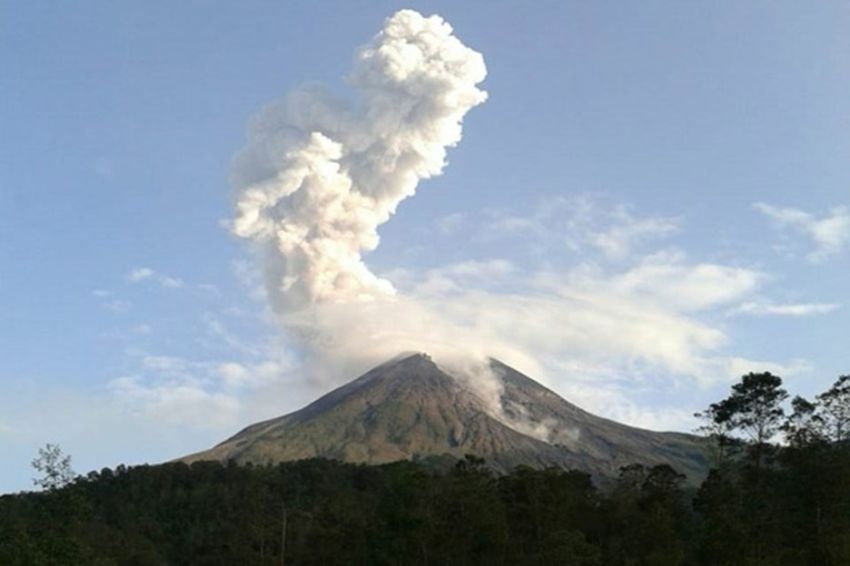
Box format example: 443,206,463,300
694,399,736,466
816,375,850,443
698,373,789,564
781,396,824,447
31,443,75,491
721,372,788,476
642,464,686,499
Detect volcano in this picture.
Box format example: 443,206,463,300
184,353,710,482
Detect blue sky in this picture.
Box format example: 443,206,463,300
2,1,848,493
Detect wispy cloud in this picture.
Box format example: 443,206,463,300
588,209,679,259
394,259,516,295
307,249,793,392
109,375,241,430
482,195,680,260
90,258,301,431
92,289,131,313
604,251,762,312
216,360,291,389
126,268,155,283
754,202,850,262
107,347,295,430
435,212,467,236
132,324,153,335
103,299,131,313
729,301,840,317
126,267,185,289
201,313,263,357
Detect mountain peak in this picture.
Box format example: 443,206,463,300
183,353,710,483
380,350,432,364
385,351,436,369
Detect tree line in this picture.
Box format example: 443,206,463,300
0,372,848,565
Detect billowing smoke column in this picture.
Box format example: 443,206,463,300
231,10,487,314
227,9,545,435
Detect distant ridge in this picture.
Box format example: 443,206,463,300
183,353,710,482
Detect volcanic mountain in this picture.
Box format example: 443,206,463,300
184,353,710,482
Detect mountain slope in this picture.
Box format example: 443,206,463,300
183,353,710,481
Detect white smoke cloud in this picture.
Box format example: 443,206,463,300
231,9,487,313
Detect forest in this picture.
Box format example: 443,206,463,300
1,372,848,565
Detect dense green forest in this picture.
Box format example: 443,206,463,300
1,372,848,565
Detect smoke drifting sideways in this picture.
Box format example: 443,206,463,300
230,11,503,374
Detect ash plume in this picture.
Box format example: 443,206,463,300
231,9,487,313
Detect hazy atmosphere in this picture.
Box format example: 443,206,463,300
2,1,848,495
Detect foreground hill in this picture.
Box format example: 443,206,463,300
184,353,710,482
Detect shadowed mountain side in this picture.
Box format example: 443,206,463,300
182,354,710,482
